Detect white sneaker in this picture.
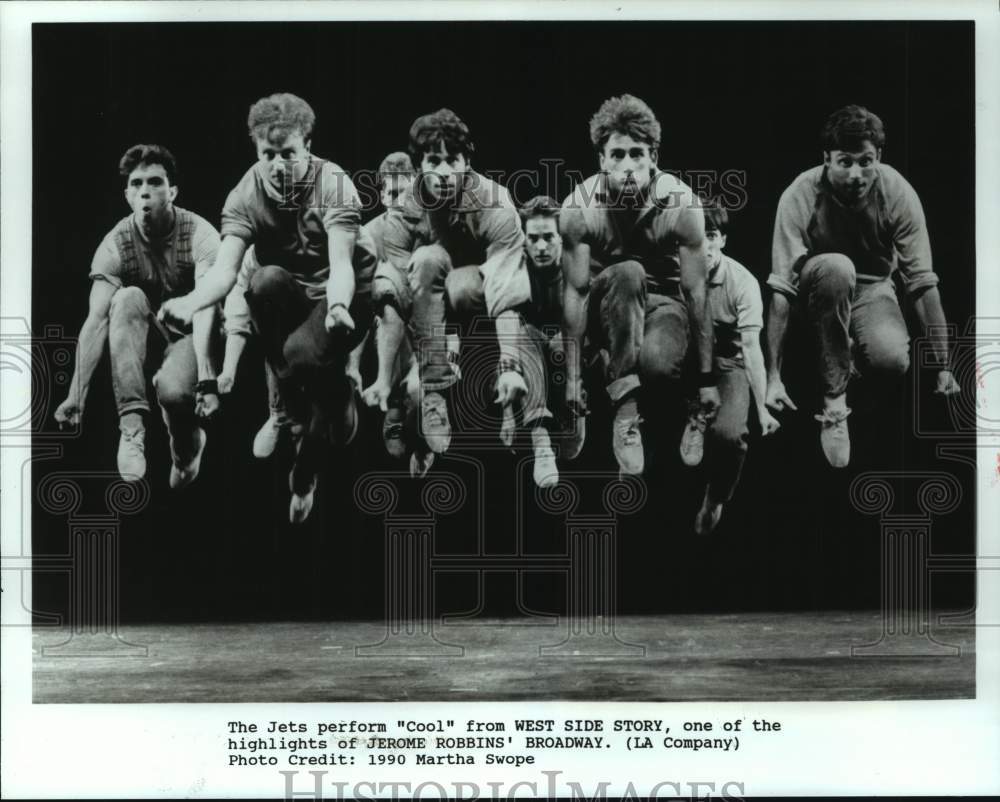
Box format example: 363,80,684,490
253,410,288,459
117,416,147,481
531,427,559,488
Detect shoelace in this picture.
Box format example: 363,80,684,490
687,412,708,433
121,428,145,446
814,408,852,427
615,415,644,444
384,422,405,439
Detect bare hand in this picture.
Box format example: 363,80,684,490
195,391,220,419
759,407,782,436
54,397,83,427
325,303,355,333
765,378,798,412
934,369,960,396
494,370,527,408
158,296,194,330
217,372,235,395
362,379,392,412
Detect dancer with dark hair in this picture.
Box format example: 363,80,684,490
679,202,780,534
55,144,222,487
765,105,960,467
560,94,718,476
381,109,554,485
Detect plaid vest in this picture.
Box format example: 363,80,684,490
112,206,196,306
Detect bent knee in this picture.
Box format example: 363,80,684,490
410,244,451,287
606,260,646,293
802,253,856,292
638,341,685,381
109,286,149,319
153,371,192,408
248,264,292,297
864,342,911,376
444,270,483,318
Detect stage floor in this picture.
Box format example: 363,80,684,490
32,611,974,703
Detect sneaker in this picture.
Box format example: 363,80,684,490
693,488,723,535
169,427,207,490
815,406,852,468
382,404,407,459
117,416,147,481
680,410,708,467
253,411,288,459
531,427,559,489
288,469,317,524
612,396,644,476
421,391,452,454
409,449,435,479
562,394,588,461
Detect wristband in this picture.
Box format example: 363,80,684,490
496,358,523,378
696,371,718,388
196,379,219,395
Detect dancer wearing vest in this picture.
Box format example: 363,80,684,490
158,93,376,523
54,144,222,487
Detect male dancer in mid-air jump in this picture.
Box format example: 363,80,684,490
159,92,376,522
765,104,959,467
55,144,222,489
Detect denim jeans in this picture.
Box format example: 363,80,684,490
587,260,689,402
799,253,910,398
108,285,207,462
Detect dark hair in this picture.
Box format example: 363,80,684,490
820,105,886,152
702,199,729,234
408,108,475,164
519,195,561,226
247,93,315,141
377,151,415,186
119,144,178,184
589,94,661,153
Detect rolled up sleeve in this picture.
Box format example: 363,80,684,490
768,185,811,300
892,180,939,296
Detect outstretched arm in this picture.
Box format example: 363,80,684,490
764,292,797,412
54,279,117,425
741,329,780,435
676,205,719,415
160,235,246,328
912,287,959,394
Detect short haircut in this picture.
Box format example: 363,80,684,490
519,195,561,226
820,105,886,152
377,151,415,186
589,94,661,153
701,199,729,234
119,144,178,184
247,93,316,141
408,108,475,163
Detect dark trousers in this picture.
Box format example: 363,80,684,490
244,265,368,493
587,260,689,403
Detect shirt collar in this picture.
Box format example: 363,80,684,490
708,254,728,286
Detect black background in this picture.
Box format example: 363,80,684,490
32,21,976,623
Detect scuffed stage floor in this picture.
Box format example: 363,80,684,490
32,611,974,703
